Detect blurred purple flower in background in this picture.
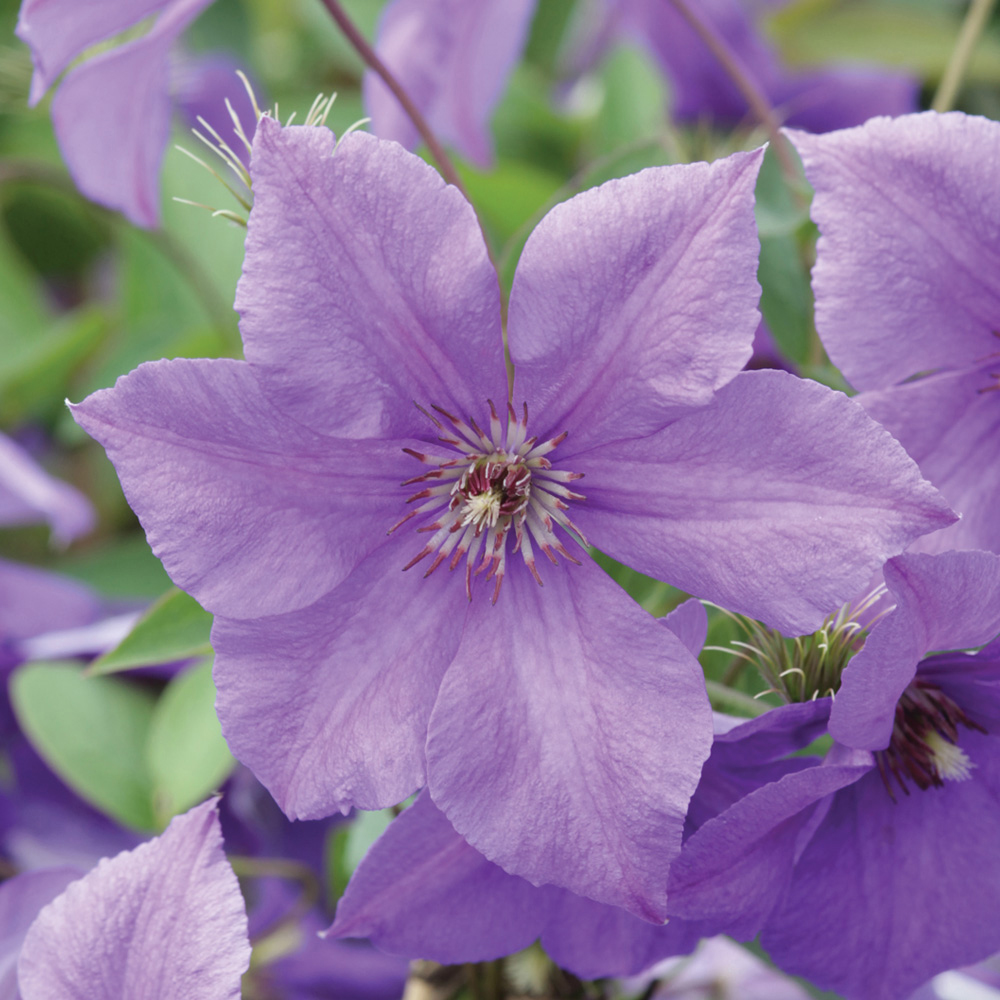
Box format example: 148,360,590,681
367,0,917,166
73,117,950,922
16,0,256,226
789,112,1000,555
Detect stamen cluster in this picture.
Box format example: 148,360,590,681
875,681,984,800
710,585,891,703
390,401,587,602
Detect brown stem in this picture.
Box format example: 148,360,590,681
664,0,801,187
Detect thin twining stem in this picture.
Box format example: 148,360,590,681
316,0,508,392
933,0,999,112
316,0,468,198
664,0,801,186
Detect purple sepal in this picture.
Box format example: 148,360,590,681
17,799,250,1000
831,551,1000,751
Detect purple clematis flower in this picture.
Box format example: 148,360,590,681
71,117,950,919
16,0,253,227
787,112,1000,555
11,799,250,999
666,550,1000,1000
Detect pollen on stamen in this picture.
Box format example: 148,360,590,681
394,400,588,603
925,731,976,783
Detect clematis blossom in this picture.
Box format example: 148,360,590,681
787,112,1000,554
9,799,250,999
665,550,1000,1000
16,0,254,226
72,117,951,919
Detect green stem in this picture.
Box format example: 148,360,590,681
705,679,770,718
932,0,999,112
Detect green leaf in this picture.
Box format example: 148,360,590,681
147,656,235,827
767,0,1000,84
0,307,110,425
10,662,157,830
754,147,816,366
89,587,212,676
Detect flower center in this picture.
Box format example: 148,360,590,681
390,401,588,603
875,681,985,800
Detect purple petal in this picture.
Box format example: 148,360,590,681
365,0,536,168
17,800,249,1000
0,867,81,996
426,557,713,920
71,358,404,620
774,67,918,134
171,51,258,168
212,543,464,819
0,561,101,644
762,738,1000,1000
330,792,555,961
662,598,708,657
332,791,689,979
859,365,1000,555
49,0,214,227
573,369,955,635
237,120,506,439
831,551,1000,750
667,755,872,940
788,112,1000,391
690,700,833,829
17,0,168,104
508,150,762,456
0,433,94,544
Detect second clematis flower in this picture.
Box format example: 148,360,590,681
71,117,951,920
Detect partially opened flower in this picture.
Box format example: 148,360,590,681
16,0,253,226
787,112,1000,554
12,799,250,999
665,550,1000,1000
72,117,950,919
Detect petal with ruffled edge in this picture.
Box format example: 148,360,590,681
859,365,1000,555
0,867,80,995
689,700,832,830
364,0,536,168
17,800,249,1000
49,0,214,227
0,433,94,545
426,557,712,921
330,791,555,962
667,754,873,941
788,113,1000,391
212,542,468,819
17,0,167,104
762,732,1000,1000
572,370,955,635
331,791,689,979
237,120,506,439
509,150,762,457
831,551,1000,750
71,358,404,620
